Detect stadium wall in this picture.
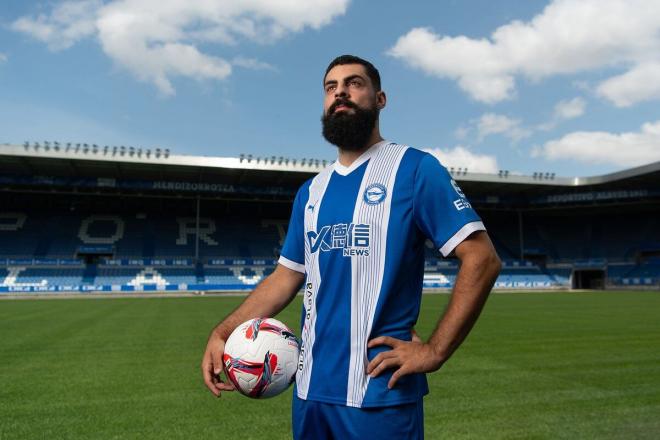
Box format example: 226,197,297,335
1,147,658,293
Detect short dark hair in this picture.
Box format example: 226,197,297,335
324,55,381,91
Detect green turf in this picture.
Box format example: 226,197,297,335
1,292,659,439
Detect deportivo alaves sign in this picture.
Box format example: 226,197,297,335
1,176,655,205
533,189,653,204
0,175,296,197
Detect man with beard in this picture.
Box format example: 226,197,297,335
202,55,501,439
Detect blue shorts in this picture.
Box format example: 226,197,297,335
292,394,424,440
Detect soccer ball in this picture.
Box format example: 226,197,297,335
223,317,300,398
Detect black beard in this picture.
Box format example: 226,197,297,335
321,103,379,152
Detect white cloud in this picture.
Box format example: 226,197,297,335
535,120,660,167
554,97,586,120
387,27,514,103
388,0,660,104
537,96,587,131
461,102,585,143
454,125,469,141
11,0,101,51
596,62,660,107
425,146,499,174
232,57,276,71
477,113,531,142
0,53,7,63
12,0,348,95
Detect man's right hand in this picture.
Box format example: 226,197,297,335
200,265,305,397
201,328,236,397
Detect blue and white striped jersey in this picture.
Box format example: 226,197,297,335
278,141,485,408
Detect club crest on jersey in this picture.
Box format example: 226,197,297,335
307,223,370,257
450,179,472,211
451,179,466,198
363,183,387,205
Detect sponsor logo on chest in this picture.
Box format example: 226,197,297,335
307,222,371,257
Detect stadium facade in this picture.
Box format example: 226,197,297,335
1,142,658,294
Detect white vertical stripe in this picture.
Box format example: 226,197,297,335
296,166,333,400
346,143,408,407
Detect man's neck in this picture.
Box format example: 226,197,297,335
337,132,384,167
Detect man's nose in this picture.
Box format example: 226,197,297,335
334,83,348,98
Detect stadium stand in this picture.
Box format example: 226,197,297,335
1,143,658,292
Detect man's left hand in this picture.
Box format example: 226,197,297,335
366,336,444,389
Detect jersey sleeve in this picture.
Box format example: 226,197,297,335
278,184,307,273
413,154,485,257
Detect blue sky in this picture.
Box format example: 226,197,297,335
1,0,659,177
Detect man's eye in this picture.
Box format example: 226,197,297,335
349,80,362,87
325,85,336,93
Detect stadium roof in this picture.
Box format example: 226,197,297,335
1,143,658,203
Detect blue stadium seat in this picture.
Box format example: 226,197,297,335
2,209,657,292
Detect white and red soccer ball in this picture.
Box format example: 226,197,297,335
223,317,300,398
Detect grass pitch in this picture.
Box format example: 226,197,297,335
1,291,659,439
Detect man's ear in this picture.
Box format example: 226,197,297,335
377,90,387,109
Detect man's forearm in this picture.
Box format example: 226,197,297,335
427,249,500,364
365,241,500,387
212,266,304,340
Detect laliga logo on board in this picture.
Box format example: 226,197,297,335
363,183,387,205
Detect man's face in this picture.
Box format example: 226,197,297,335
321,64,385,151
323,63,379,117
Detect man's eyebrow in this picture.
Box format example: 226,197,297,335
323,74,366,87
343,74,365,83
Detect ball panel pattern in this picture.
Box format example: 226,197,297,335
223,318,300,399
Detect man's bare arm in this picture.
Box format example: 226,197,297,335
425,230,501,362
367,231,501,388
201,264,305,396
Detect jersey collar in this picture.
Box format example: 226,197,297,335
333,140,389,176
